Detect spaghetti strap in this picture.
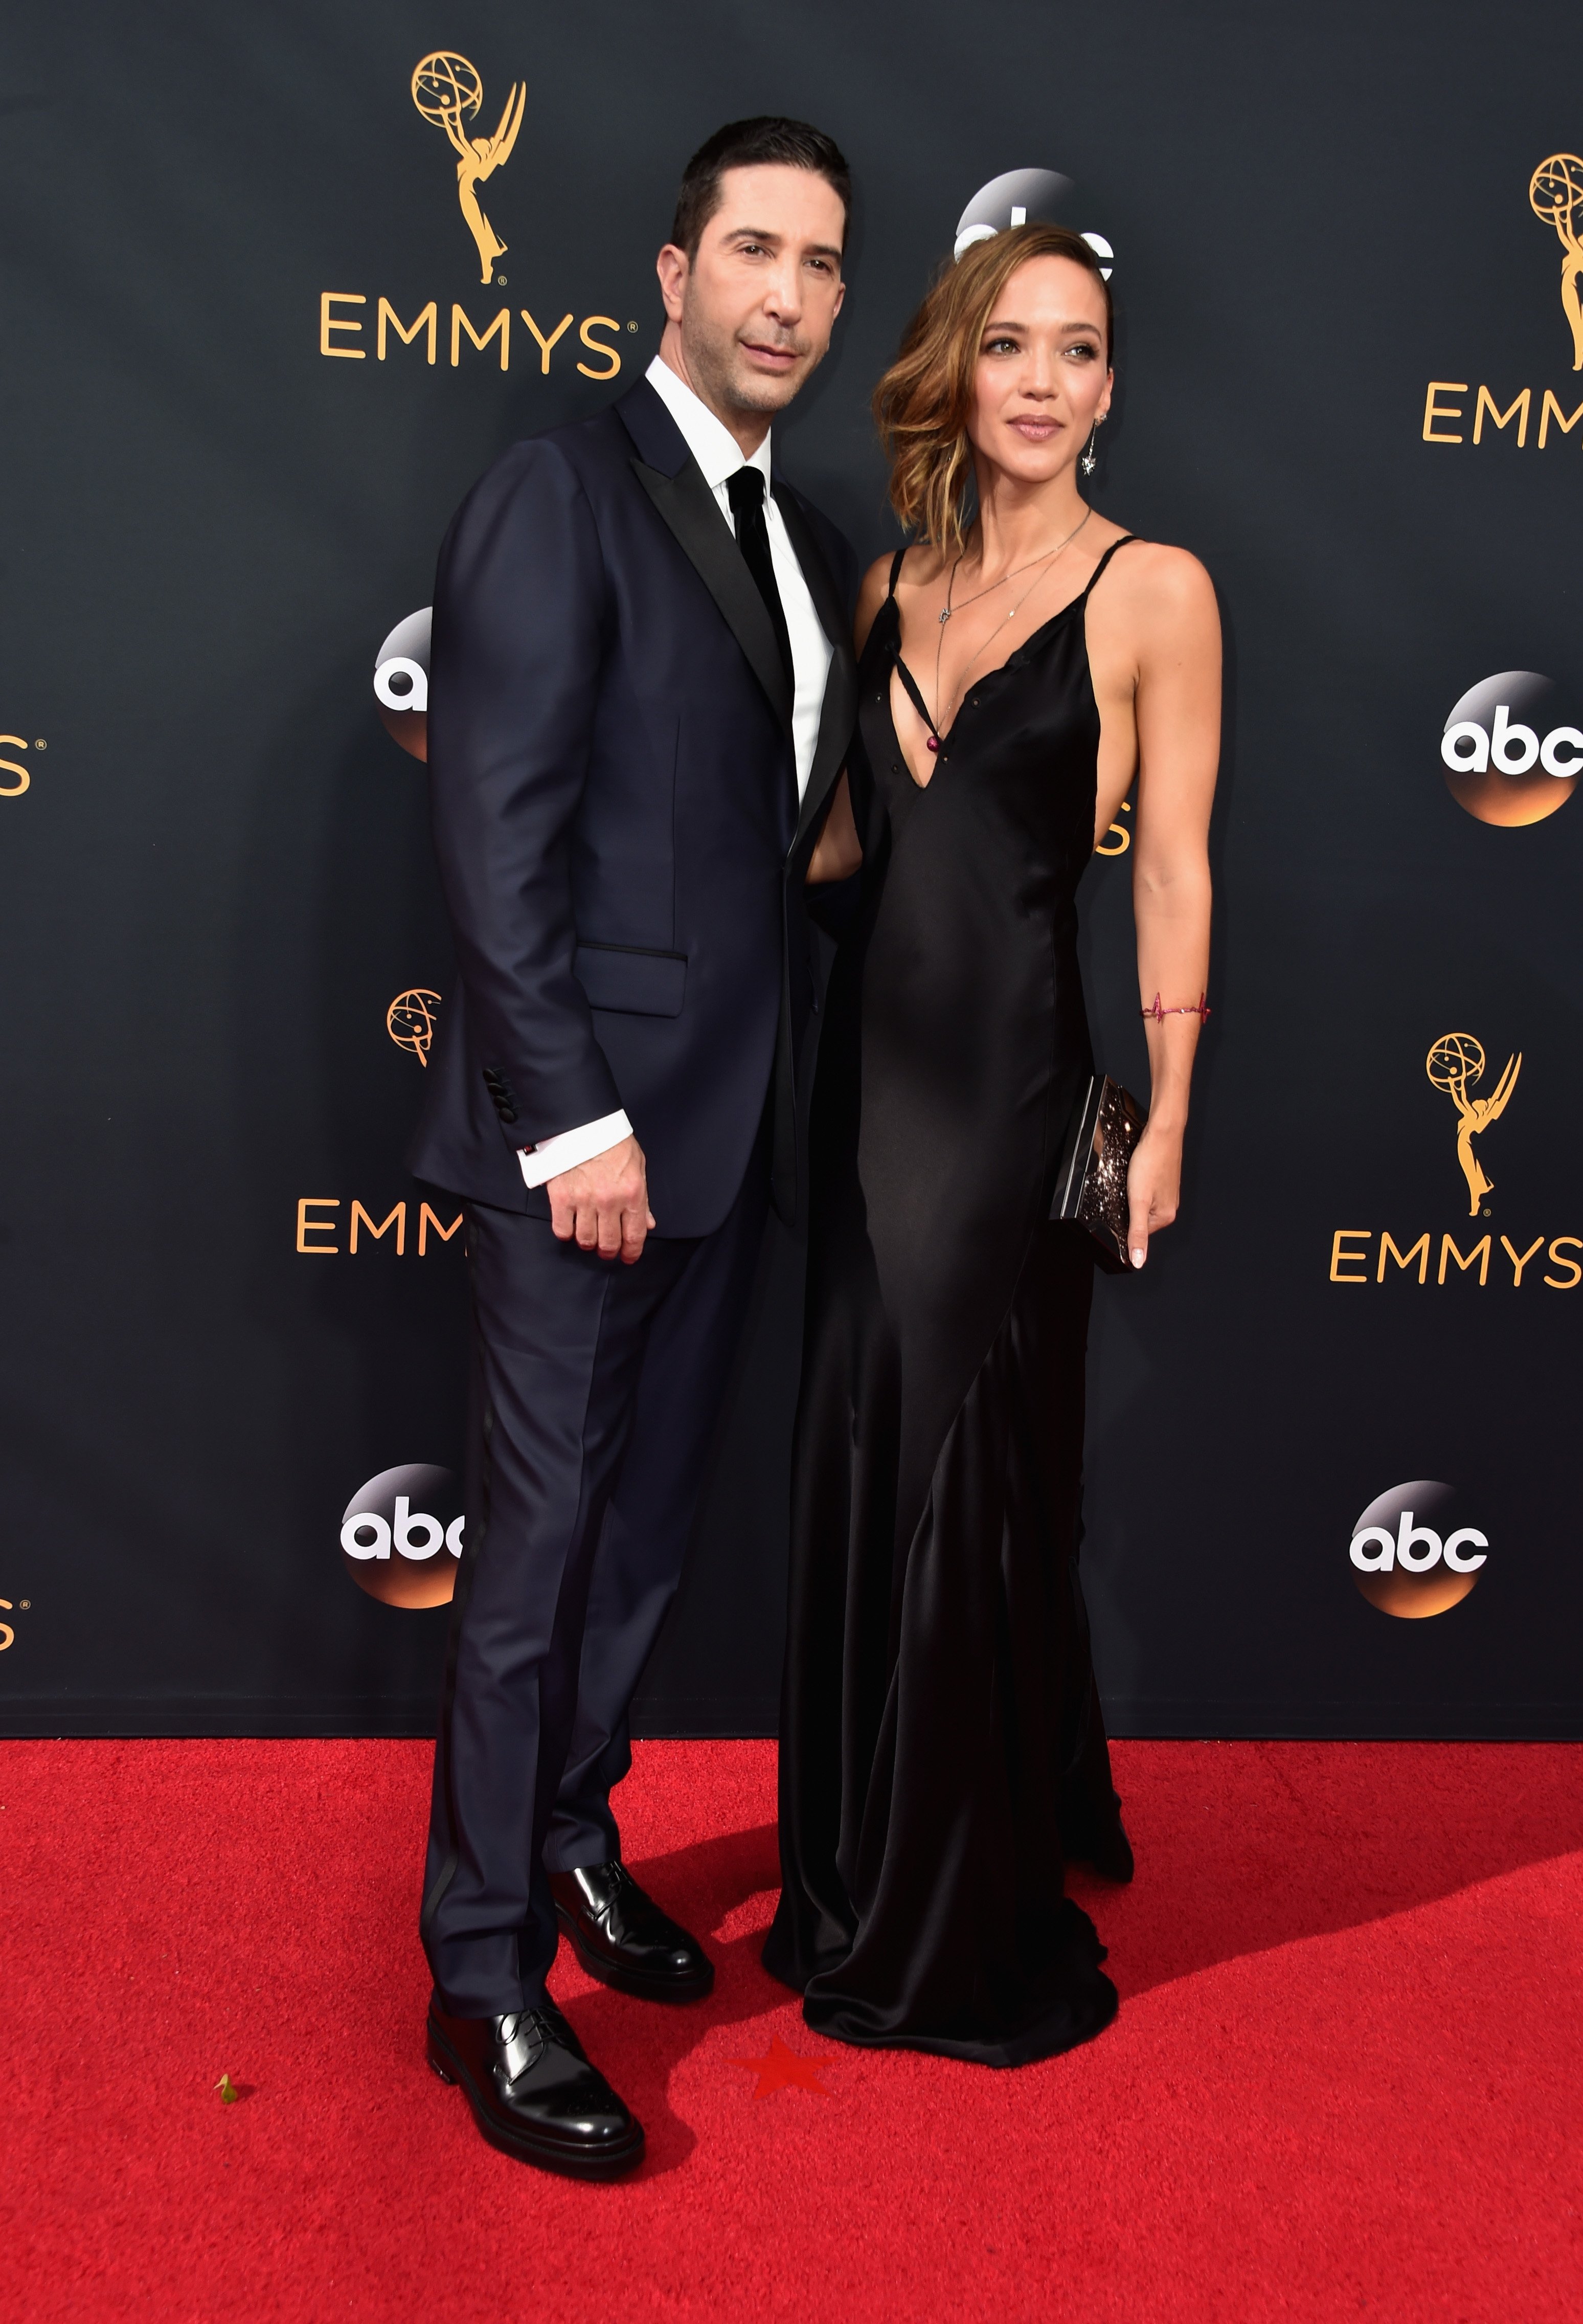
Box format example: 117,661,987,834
889,532,1142,754
1081,533,1142,598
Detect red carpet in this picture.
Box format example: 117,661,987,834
5,1738,1580,2321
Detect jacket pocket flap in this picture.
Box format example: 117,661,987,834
573,944,687,1018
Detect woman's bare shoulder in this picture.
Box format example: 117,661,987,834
1103,535,1217,618
1090,538,1219,669
856,545,943,652
857,551,896,613
861,541,957,598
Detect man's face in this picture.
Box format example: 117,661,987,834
658,164,847,423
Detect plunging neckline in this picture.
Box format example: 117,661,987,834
887,536,1138,790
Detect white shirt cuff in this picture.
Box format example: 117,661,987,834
518,1110,632,1189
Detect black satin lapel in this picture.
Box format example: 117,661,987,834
631,458,793,727
793,643,857,856
772,488,847,658
774,493,858,854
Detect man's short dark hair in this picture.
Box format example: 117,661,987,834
671,118,851,260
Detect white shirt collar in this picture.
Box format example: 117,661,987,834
646,353,772,494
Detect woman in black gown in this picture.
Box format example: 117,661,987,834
764,226,1220,2065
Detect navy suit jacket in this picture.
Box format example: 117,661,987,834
409,377,859,1239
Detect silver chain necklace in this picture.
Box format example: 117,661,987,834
931,506,1094,729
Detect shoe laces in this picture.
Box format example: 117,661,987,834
575,1861,628,1924
495,2006,563,2080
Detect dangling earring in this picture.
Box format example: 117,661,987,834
1080,414,1105,478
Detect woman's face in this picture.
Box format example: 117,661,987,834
966,254,1112,484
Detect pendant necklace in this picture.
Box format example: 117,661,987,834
928,506,1094,745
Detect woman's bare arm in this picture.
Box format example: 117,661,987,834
1119,548,1220,1265
806,770,862,882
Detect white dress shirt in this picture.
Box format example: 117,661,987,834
519,353,835,1191
642,354,833,799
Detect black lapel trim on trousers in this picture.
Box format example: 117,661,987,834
420,1215,491,1963
629,456,795,731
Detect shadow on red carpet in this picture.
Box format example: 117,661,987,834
5,1736,1580,2321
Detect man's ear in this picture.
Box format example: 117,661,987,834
655,242,689,324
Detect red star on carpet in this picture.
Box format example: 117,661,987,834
727,2032,835,2097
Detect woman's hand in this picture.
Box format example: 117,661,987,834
1125,1119,1182,1269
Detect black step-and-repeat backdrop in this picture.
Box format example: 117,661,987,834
3,1,1580,1738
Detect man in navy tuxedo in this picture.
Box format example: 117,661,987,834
410,119,860,2177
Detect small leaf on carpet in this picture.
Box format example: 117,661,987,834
215,2074,240,2105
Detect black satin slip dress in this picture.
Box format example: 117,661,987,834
763,537,1141,2066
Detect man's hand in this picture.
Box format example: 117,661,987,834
547,1134,654,1263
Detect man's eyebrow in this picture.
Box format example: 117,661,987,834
722,227,844,262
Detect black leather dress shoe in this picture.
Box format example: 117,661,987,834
550,1861,714,2002
426,1996,644,2179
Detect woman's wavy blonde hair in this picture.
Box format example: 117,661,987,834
873,224,1113,556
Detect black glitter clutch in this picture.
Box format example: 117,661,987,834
1051,1076,1148,1272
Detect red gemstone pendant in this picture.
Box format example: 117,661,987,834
925,736,939,753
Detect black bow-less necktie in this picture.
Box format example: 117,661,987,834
725,465,795,696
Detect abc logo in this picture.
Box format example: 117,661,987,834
1348,1480,1487,1619
1440,671,1580,826
374,609,431,762
953,167,1114,276
341,1463,463,1608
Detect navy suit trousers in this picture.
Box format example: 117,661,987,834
421,1150,768,2015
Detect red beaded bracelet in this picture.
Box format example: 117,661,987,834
1141,992,1211,1022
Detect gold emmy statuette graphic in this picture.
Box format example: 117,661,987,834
388,988,441,1064
1426,1032,1521,1217
1530,153,1583,371
412,52,524,285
